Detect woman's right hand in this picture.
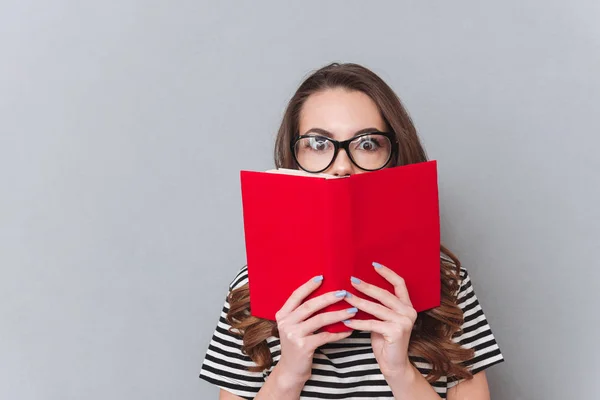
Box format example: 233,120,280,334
273,275,356,386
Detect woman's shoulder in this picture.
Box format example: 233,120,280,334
440,250,468,274
228,265,249,291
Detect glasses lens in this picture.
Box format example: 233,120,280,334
349,134,392,170
294,136,335,172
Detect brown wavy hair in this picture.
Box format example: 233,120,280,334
227,62,475,383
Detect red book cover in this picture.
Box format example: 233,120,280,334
240,160,441,333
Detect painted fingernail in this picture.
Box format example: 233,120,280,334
345,292,352,298
373,262,384,269
313,275,324,282
335,290,347,298
346,307,358,314
343,320,352,324
350,276,361,284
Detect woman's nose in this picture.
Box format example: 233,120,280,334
328,148,355,176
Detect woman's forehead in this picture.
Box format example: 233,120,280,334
299,88,386,140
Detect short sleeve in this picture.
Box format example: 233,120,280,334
199,266,265,399
447,267,505,388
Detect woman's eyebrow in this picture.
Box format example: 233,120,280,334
302,127,382,137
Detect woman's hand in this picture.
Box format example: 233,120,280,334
274,275,355,387
342,262,418,381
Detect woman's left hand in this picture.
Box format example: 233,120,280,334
342,262,418,380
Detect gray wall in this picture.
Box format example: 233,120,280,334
1,1,598,399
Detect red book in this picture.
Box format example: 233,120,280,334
240,160,441,333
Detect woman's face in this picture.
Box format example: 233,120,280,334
298,88,388,176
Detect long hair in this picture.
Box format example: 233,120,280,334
227,63,475,383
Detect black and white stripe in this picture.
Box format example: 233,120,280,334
200,264,504,399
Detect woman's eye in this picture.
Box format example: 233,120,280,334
307,137,330,151
356,137,380,151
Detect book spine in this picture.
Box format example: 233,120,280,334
322,178,354,308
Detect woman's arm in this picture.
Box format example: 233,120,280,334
219,389,244,400
447,371,490,400
384,364,446,399
343,263,492,400
219,361,492,400
385,367,490,400
219,276,354,400
218,363,308,400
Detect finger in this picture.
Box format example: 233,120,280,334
308,330,353,349
285,289,349,324
350,275,405,313
297,306,358,336
344,292,402,322
372,262,413,306
343,318,413,338
276,275,324,320
342,319,391,336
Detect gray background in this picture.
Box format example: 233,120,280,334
1,1,598,399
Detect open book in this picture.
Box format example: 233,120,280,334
240,161,441,333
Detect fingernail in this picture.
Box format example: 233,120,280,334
343,320,352,324
335,290,347,298
373,262,384,269
313,275,324,282
345,292,352,298
346,307,358,314
350,276,361,284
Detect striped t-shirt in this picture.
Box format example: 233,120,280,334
199,263,504,399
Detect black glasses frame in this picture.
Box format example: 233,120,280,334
291,131,398,173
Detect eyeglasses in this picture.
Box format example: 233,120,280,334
291,131,397,173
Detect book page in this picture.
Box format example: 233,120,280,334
265,168,347,179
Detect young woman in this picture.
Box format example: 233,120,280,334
199,63,504,399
